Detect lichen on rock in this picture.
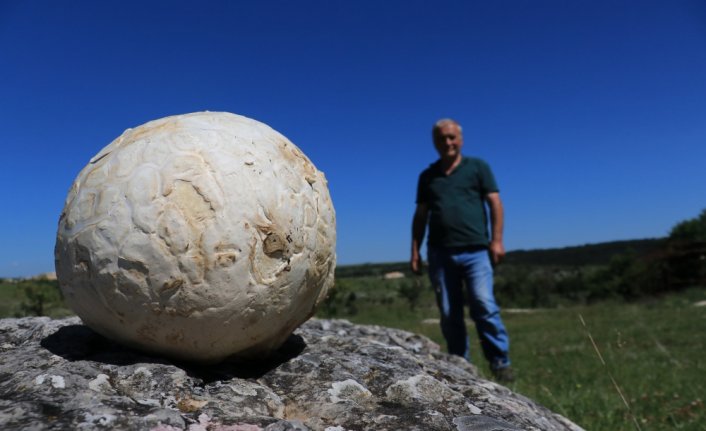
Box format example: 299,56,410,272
0,317,585,431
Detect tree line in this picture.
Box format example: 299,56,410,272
494,209,706,307
331,209,706,310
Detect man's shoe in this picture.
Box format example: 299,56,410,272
492,366,515,383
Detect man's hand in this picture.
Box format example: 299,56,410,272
411,203,429,276
488,239,505,266
410,253,423,275
485,193,505,266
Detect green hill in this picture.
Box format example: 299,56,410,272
336,237,665,278
502,238,665,266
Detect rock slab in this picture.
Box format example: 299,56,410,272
0,317,584,431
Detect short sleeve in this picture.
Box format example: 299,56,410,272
415,171,428,204
477,159,499,195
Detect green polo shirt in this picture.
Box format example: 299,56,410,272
416,157,499,248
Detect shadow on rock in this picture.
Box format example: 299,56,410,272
40,324,307,381
179,334,307,382
40,324,169,366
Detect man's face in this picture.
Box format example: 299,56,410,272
433,123,463,161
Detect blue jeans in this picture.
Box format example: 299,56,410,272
428,246,511,370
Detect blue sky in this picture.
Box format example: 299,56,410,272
1,0,705,277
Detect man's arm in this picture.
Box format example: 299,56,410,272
411,203,429,274
485,192,505,266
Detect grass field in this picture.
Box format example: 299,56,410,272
337,285,706,431
0,279,72,318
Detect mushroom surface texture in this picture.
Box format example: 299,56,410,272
55,112,336,362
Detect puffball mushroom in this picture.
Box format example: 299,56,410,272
54,112,336,362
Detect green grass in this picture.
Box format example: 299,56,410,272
0,279,73,318
504,295,705,431
0,281,21,317
327,286,706,431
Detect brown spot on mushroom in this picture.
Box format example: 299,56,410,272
162,278,184,291
215,252,237,266
263,232,286,255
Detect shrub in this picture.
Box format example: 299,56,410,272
397,278,424,310
16,279,65,317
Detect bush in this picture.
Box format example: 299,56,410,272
15,279,66,317
397,278,424,310
665,209,706,289
669,209,706,242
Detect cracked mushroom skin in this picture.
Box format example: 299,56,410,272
54,112,336,363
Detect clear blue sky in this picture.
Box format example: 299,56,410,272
2,1,705,277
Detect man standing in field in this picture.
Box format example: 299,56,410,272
411,118,514,382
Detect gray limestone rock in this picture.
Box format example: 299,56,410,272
0,317,584,431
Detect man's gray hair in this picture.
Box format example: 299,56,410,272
432,118,462,136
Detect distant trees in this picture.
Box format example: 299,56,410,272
665,209,706,288
494,209,705,306
669,209,706,242
322,210,706,317
0,278,68,318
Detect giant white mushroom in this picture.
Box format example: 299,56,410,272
55,112,336,362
